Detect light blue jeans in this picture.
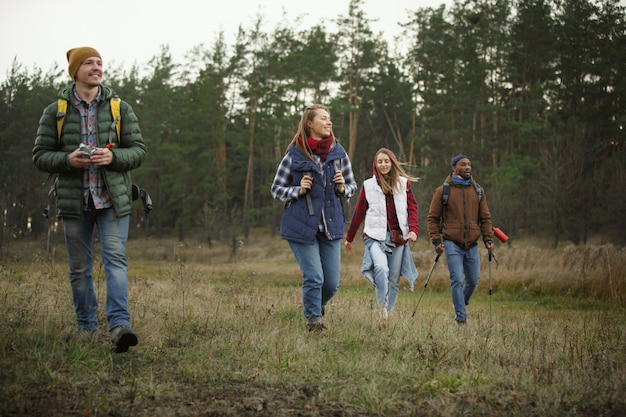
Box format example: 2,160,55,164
365,236,403,313
288,234,341,320
63,207,131,331
444,240,480,322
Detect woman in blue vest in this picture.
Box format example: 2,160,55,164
345,148,419,319
271,105,357,332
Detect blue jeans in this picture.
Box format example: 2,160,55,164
63,207,131,331
365,236,403,313
288,234,341,320
444,240,480,322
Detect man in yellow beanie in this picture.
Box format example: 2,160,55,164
66,47,101,80
32,47,146,353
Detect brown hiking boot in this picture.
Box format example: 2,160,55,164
306,322,328,332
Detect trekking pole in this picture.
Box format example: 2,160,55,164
412,254,440,317
488,252,497,320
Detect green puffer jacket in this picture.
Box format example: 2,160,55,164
32,84,146,219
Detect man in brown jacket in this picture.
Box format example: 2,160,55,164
427,155,495,324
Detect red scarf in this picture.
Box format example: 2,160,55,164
300,136,333,162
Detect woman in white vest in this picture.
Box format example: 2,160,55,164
345,148,419,319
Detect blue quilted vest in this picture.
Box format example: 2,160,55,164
280,143,348,244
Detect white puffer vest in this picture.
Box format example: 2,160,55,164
362,176,409,241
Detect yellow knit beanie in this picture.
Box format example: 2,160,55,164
66,47,101,79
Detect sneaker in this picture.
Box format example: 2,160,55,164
110,326,138,353
455,319,466,325
379,307,389,320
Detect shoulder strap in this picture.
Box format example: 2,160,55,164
441,182,449,225
56,98,67,143
442,182,450,206
55,96,121,144
474,182,482,202
110,97,121,142
442,181,482,206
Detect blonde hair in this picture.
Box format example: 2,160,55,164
375,148,420,195
285,104,336,162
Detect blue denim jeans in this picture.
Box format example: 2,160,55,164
365,236,403,314
444,240,480,322
63,207,131,331
288,234,341,320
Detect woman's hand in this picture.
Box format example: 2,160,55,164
333,170,345,194
299,175,313,195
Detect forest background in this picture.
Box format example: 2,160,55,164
1,0,625,249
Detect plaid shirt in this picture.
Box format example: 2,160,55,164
271,152,357,202
75,87,112,210
346,180,419,243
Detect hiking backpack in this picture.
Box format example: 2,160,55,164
441,181,482,224
441,181,482,206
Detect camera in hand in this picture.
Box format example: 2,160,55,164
79,143,94,157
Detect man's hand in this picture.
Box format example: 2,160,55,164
485,240,495,254
68,146,114,168
68,148,91,168
90,147,113,166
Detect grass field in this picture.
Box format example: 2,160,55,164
1,231,624,416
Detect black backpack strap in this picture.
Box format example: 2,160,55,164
441,182,449,225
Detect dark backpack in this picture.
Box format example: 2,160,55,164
442,181,482,206
441,181,482,224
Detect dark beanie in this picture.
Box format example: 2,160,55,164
451,154,468,167
67,47,101,79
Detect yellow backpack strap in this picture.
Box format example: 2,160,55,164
110,97,121,142
56,98,67,143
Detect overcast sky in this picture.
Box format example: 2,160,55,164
0,0,453,82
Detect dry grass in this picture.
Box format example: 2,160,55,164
0,230,624,416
